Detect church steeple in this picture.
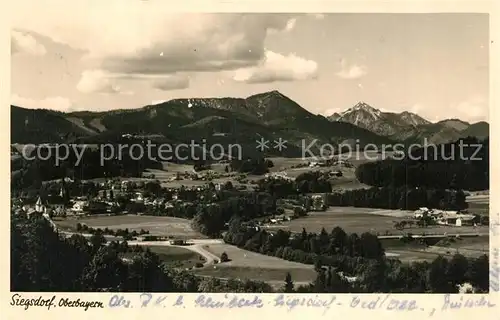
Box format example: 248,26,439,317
35,196,45,213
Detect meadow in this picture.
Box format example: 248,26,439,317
55,215,204,238
194,243,316,284
123,245,206,269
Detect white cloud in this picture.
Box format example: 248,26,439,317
410,103,424,113
11,94,72,111
12,3,297,75
233,50,318,84
336,59,368,79
11,30,46,56
454,95,488,122
76,70,121,94
151,75,190,91
285,18,297,31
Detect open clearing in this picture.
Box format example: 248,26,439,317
264,207,489,236
194,266,317,283
54,215,203,238
202,243,314,269
382,235,489,262
124,245,206,269
194,243,316,283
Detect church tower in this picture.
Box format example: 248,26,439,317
35,196,45,213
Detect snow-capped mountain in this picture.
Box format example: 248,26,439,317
328,102,430,136
325,101,487,144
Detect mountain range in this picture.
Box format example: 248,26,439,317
11,91,393,157
11,91,488,156
327,102,489,144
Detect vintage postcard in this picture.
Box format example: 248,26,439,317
2,0,498,319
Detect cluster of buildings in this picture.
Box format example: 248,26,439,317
413,207,476,227
264,171,294,181
12,176,235,218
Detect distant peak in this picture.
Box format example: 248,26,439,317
248,90,286,99
340,101,380,116
352,101,377,111
268,90,282,95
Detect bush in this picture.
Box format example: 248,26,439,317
195,262,204,268
220,251,229,262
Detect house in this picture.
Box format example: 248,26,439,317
309,161,319,168
414,207,431,218
456,214,475,227
133,192,144,203
71,201,87,215
35,196,46,214
330,170,343,177
310,194,327,211
212,132,228,137
170,239,186,245
437,212,474,226
121,180,131,191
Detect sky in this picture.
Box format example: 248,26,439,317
10,2,489,123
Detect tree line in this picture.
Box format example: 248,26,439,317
355,137,489,191
11,146,162,191
326,186,468,211
223,219,489,293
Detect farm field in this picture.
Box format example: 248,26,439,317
124,245,206,269
264,207,489,236
382,235,489,262
194,266,317,284
202,243,314,270
195,243,315,283
54,215,204,238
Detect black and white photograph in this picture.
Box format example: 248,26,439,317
9,2,492,297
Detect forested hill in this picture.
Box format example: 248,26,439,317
11,91,393,155
355,137,489,191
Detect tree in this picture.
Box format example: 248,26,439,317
359,232,384,259
330,227,347,254
283,272,294,293
82,246,128,291
223,181,234,190
220,252,229,263
313,270,326,293
314,256,323,272
446,254,469,288
89,232,107,254
467,254,489,292
427,256,453,293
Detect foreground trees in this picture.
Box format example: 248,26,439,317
10,212,272,293
223,225,490,293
